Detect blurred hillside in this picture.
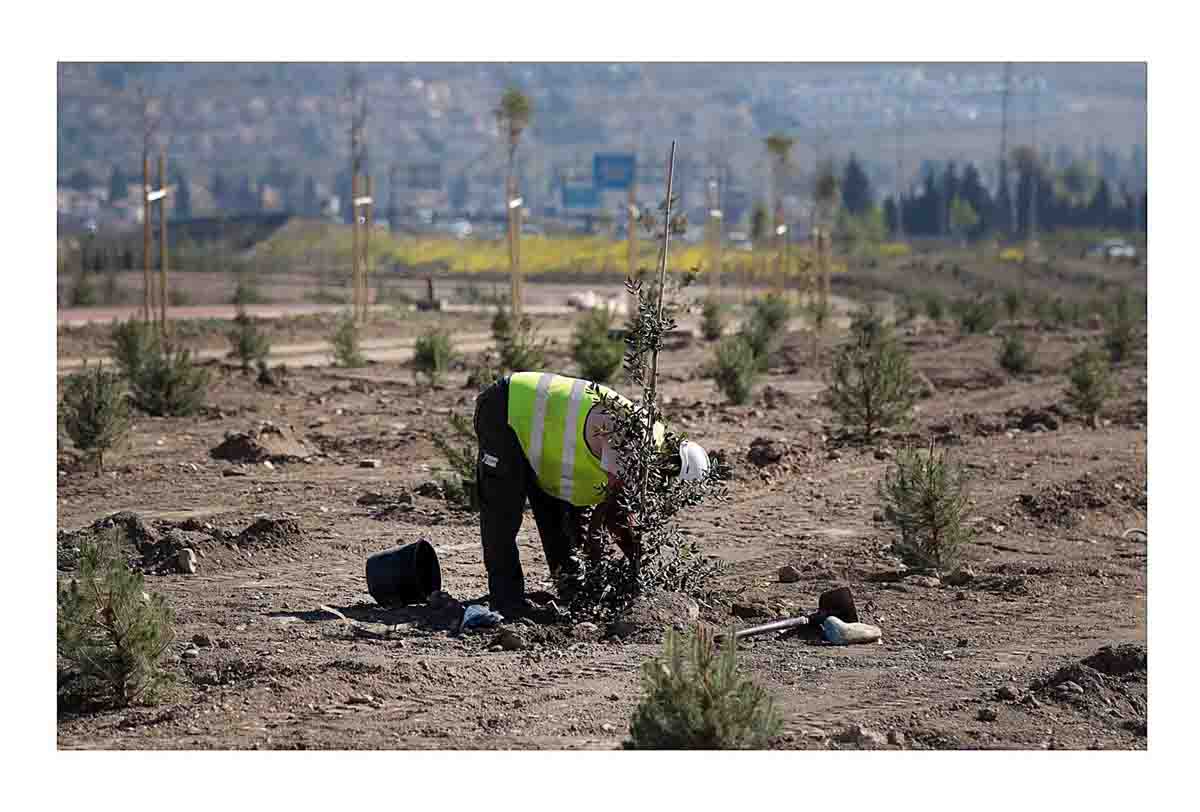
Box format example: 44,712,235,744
57,62,1146,227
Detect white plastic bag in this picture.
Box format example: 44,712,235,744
821,616,883,645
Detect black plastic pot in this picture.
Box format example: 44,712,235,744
365,539,441,606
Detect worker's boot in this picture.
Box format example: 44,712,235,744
492,596,565,625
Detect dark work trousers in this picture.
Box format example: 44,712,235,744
473,376,587,607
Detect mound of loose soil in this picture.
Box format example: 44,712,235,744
747,437,788,467
210,421,315,464
1016,473,1146,528
236,516,304,547
1004,404,1065,432
1029,644,1147,735
57,511,207,574
606,590,700,642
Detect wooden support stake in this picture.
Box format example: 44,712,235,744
142,153,152,324
351,173,361,322
158,150,169,338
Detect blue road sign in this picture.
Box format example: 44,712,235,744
594,153,636,190
562,184,599,209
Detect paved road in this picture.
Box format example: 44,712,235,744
56,326,580,376
55,302,576,328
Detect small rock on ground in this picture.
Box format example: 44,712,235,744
777,564,802,583
572,622,602,641
944,566,976,587
978,707,998,722
836,724,888,748
176,548,198,574
494,629,527,651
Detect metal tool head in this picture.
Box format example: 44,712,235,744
817,586,859,624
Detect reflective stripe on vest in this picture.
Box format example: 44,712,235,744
507,372,616,506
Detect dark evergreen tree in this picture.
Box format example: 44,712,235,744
750,204,768,245
911,170,942,236
939,162,960,236
883,197,898,237
449,173,470,211
958,164,991,238
994,172,1013,237
67,168,97,191
302,175,319,217
841,153,872,216
173,172,192,219
108,166,129,203
235,174,258,213
211,172,229,211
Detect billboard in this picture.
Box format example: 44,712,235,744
562,184,599,209
593,153,636,190
407,162,443,190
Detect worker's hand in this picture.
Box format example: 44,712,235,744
588,496,642,564
606,505,642,564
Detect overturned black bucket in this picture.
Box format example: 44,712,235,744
366,540,441,606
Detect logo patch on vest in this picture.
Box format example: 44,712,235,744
482,453,499,468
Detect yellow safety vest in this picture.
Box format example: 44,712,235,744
507,372,664,506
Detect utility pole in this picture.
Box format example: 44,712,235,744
364,174,373,321
1029,73,1040,250
346,65,371,323
388,164,398,233
704,172,722,300
136,86,166,327
895,108,906,241
1000,62,1013,238
142,150,152,325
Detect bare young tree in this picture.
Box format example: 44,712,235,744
137,85,164,326
495,87,533,316
764,133,795,291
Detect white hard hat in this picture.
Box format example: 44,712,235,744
677,441,710,483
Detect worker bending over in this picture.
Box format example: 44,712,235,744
472,371,710,620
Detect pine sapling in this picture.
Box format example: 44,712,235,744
959,297,999,334
226,309,271,372
878,442,972,572
826,325,917,439
997,330,1034,376
1103,288,1139,364
572,307,625,383
1003,289,1023,322
626,625,782,749
57,531,175,707
700,299,725,342
431,412,479,510
924,292,945,322
1065,346,1116,428
129,343,210,417
711,335,759,405
330,312,367,368
413,327,457,385
493,308,548,373
59,362,131,476
108,318,159,380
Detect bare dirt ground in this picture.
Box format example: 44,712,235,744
55,274,1147,751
